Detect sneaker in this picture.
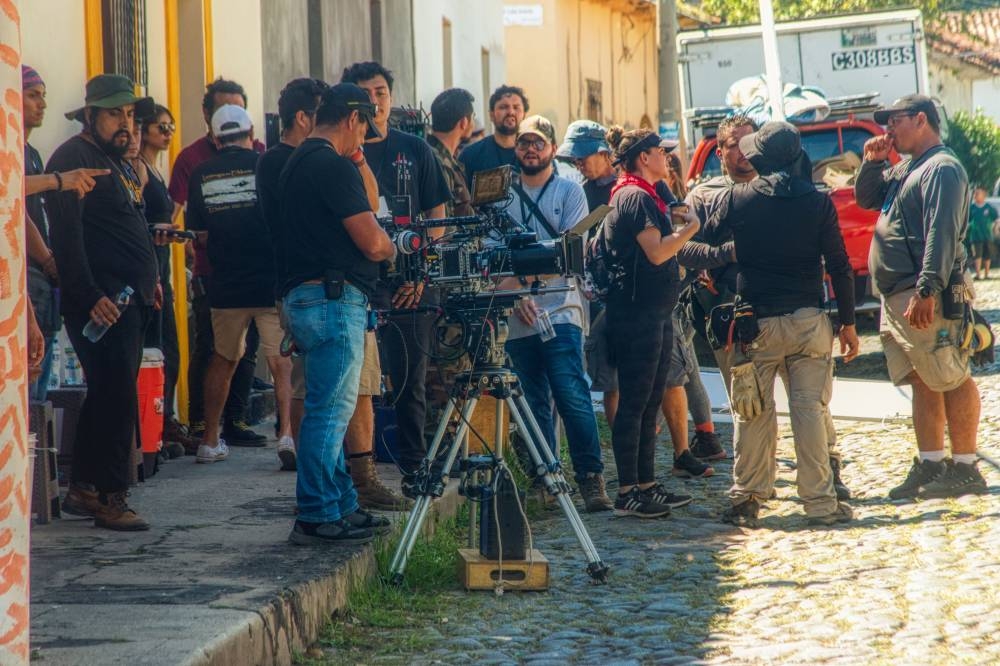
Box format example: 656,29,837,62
222,420,267,446
918,460,988,499
400,472,420,500
342,508,392,535
578,473,614,512
647,483,693,509
288,519,375,546
277,436,297,472
672,449,714,479
690,431,727,461
62,483,100,518
196,440,229,463
888,457,947,500
807,502,853,526
721,497,760,528
94,492,150,531
830,456,851,501
613,487,671,518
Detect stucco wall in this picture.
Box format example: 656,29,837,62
260,0,312,115
971,77,1000,124
211,0,266,137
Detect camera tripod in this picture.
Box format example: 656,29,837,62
387,363,610,585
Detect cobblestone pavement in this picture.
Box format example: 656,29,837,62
331,278,1000,666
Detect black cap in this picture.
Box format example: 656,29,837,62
321,82,382,139
611,131,678,167
873,94,940,126
738,121,801,174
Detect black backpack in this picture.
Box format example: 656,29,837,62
584,220,616,301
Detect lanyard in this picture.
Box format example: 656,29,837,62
518,172,556,235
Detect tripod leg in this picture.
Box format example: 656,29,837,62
506,395,609,583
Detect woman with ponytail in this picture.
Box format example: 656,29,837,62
602,126,701,518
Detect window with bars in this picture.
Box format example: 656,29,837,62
102,0,147,88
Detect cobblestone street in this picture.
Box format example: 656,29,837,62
322,277,1000,666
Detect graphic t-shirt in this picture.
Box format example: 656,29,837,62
185,146,276,308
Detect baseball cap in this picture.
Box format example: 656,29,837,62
65,73,153,122
211,104,253,138
516,115,556,144
738,120,801,174
557,120,610,160
319,83,382,139
873,94,940,126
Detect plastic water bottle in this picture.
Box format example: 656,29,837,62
83,286,134,343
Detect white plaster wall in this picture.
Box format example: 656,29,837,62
209,0,266,137
928,60,973,119
972,77,1000,124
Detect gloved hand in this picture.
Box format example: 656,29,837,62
730,362,763,420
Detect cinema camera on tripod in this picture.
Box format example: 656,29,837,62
381,166,613,587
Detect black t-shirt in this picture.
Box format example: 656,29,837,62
457,135,517,188
185,146,276,308
142,165,174,285
583,175,615,212
279,137,377,296
25,143,48,250
603,183,680,310
256,142,294,298
46,135,158,313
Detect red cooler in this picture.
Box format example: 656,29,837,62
138,348,165,477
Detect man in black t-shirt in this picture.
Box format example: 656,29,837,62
186,105,294,465
341,62,451,491
279,83,396,545
458,84,528,187
46,74,160,531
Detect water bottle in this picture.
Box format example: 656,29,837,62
83,286,133,343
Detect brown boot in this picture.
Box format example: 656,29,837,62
350,454,413,511
94,492,150,531
579,473,614,512
63,483,101,517
164,418,196,458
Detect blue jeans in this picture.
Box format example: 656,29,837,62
505,323,603,482
283,283,367,523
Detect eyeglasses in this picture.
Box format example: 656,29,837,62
516,138,548,151
157,123,176,134
886,113,915,128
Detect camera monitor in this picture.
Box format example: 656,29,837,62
470,165,514,207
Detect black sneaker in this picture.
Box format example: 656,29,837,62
830,457,851,501
288,519,375,546
721,497,760,528
888,457,947,500
646,483,693,508
918,460,988,499
613,487,671,518
222,420,268,446
343,508,393,535
672,449,714,479
690,431,727,461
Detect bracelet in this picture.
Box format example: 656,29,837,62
53,171,63,192
349,148,365,166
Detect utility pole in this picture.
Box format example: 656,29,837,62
657,0,685,156
759,0,786,120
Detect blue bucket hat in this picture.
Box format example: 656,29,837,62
557,120,610,160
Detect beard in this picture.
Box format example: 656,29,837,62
496,123,518,136
519,154,553,175
91,129,130,158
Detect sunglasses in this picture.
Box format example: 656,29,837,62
886,113,915,128
157,122,176,134
516,138,548,151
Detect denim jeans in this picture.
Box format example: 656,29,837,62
505,323,603,482
283,283,367,523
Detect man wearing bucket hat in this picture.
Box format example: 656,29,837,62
703,120,859,528
46,74,160,531
557,120,617,212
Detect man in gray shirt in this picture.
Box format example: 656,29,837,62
501,115,612,512
856,94,986,500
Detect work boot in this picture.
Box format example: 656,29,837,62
187,420,206,452
888,457,946,500
918,459,987,499
63,483,100,518
721,497,760,528
830,456,851,500
163,418,194,458
222,419,267,446
807,502,853,526
351,454,413,511
578,473,613,512
690,431,727,461
94,492,150,531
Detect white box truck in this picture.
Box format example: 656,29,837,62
676,9,929,144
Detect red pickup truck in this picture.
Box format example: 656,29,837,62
686,116,894,315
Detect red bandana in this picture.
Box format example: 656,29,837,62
611,173,667,215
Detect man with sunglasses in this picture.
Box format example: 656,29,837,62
857,94,986,500
501,115,613,512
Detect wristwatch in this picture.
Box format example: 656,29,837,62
917,284,934,299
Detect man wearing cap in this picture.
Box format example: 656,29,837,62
184,105,294,465
704,120,859,528
279,83,396,545
171,77,268,447
46,74,160,531
500,115,613,512
857,95,987,499
558,120,618,213
459,84,529,186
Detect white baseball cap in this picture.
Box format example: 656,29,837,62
211,104,253,138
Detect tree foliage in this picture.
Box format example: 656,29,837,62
696,1,967,26
947,110,1000,191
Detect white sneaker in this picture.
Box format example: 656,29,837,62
196,440,229,464
277,436,296,472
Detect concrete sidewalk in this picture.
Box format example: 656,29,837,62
29,443,459,665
